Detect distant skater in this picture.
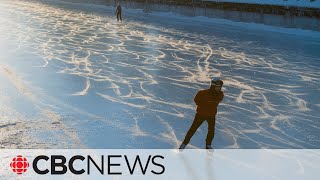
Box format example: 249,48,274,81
115,2,122,22
179,78,224,150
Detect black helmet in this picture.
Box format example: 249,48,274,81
211,78,223,86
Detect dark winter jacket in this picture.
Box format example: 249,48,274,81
194,89,224,117
116,5,122,14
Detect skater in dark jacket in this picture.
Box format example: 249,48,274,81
180,78,224,149
115,2,122,22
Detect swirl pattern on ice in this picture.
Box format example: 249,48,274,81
0,0,319,148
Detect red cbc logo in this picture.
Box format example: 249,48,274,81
10,155,30,175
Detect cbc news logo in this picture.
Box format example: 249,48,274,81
10,155,30,175
8,154,165,176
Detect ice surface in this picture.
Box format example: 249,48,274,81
0,0,319,148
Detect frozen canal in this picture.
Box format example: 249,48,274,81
0,0,319,148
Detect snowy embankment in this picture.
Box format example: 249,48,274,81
207,0,320,8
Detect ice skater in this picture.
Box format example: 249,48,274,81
115,2,122,22
179,78,224,150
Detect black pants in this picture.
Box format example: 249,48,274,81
117,12,122,22
182,113,216,145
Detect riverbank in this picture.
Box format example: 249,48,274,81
56,0,320,31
